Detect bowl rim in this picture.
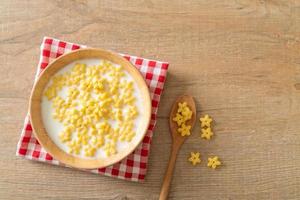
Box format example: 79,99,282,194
29,48,151,169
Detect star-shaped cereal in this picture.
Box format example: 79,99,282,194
181,107,192,121
44,86,57,100
59,131,72,143
178,102,188,113
67,140,81,155
201,127,213,140
188,152,201,166
178,124,191,136
207,156,221,169
104,141,117,156
84,145,97,157
173,113,184,126
199,114,212,128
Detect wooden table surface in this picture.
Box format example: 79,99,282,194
1,0,300,199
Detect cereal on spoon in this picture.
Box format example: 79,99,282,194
172,102,193,136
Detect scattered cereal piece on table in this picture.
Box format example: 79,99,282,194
188,152,201,166
207,156,221,169
201,127,213,140
199,114,212,128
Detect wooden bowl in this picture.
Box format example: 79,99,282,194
29,48,151,169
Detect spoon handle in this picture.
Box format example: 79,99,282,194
159,144,180,200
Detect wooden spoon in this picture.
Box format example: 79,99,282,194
159,95,196,200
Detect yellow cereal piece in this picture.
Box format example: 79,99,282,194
53,106,66,115
51,75,66,91
80,80,93,92
70,75,81,85
73,63,86,74
44,86,57,100
53,109,66,122
78,124,88,133
109,86,118,95
64,98,78,108
74,117,83,128
102,110,113,122
178,102,188,113
172,113,184,126
84,145,96,157
67,88,80,99
118,133,126,142
199,114,212,128
125,81,133,90
118,122,133,141
201,127,213,140
113,109,123,121
207,156,221,169
100,98,112,107
91,136,104,148
67,140,81,155
91,112,101,121
104,141,117,156
93,80,104,91
52,96,65,108
114,71,125,79
124,96,136,104
116,65,123,71
181,107,192,121
178,124,191,136
178,102,192,122
113,97,123,108
188,152,201,166
59,131,72,143
125,131,135,142
77,132,89,145
79,92,91,102
64,125,75,132
90,127,97,136
97,129,105,136
86,67,98,77
82,117,92,127
128,106,138,119
103,60,112,68
106,129,119,142
96,122,111,134
98,92,109,101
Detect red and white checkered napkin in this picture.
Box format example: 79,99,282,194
16,37,169,182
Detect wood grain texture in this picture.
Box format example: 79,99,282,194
1,0,300,199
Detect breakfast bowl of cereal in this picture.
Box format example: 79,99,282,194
29,48,151,169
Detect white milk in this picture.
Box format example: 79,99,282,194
41,59,143,159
